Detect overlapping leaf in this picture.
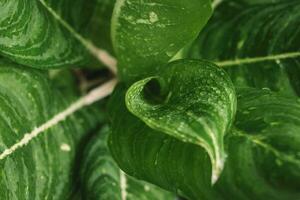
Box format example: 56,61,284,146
224,0,287,5
209,88,300,200
125,59,236,183
0,60,102,199
189,0,300,96
109,85,214,200
110,84,300,199
80,126,175,200
86,0,116,55
111,0,212,83
45,0,96,31
109,59,236,199
0,0,94,69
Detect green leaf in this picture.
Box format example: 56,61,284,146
0,0,94,69
83,0,117,69
49,70,80,97
109,85,215,200
125,59,236,183
224,0,287,5
211,88,300,200
0,60,102,199
80,126,175,200
112,0,212,83
110,85,300,199
44,0,96,31
86,0,116,55
189,0,300,96
108,59,236,199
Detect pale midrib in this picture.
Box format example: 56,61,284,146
120,170,127,200
38,0,117,74
215,51,300,67
0,79,117,160
251,138,300,166
233,131,300,166
38,0,300,70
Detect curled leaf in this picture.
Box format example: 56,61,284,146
125,59,236,183
109,85,217,199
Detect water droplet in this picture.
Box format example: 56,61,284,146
144,185,150,191
149,12,159,23
60,143,71,152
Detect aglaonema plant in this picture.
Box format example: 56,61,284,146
0,0,299,199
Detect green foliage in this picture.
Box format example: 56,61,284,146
110,85,300,199
80,126,175,200
0,0,92,68
0,60,102,199
0,0,299,199
112,0,212,83
86,0,116,54
210,88,300,200
125,60,236,183
108,0,300,199
109,85,215,199
189,0,300,96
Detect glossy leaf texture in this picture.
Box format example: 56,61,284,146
0,60,102,199
125,59,236,183
0,0,94,69
86,0,116,55
222,0,287,5
80,126,175,200
109,85,216,200
189,0,300,96
109,59,236,198
45,0,96,31
210,88,300,200
111,0,212,83
109,85,300,199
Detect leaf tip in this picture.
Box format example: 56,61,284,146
211,156,225,185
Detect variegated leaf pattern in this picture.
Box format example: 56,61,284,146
125,59,236,183
109,59,236,199
109,85,214,200
80,126,175,200
0,60,102,199
211,88,300,200
0,0,94,69
109,85,300,200
189,0,300,96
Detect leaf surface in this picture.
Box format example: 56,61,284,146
189,0,300,96
109,85,216,199
109,59,236,199
0,60,102,199
112,0,212,83
0,0,94,69
125,59,236,183
211,88,300,200
110,85,300,199
80,126,175,200
86,0,116,55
